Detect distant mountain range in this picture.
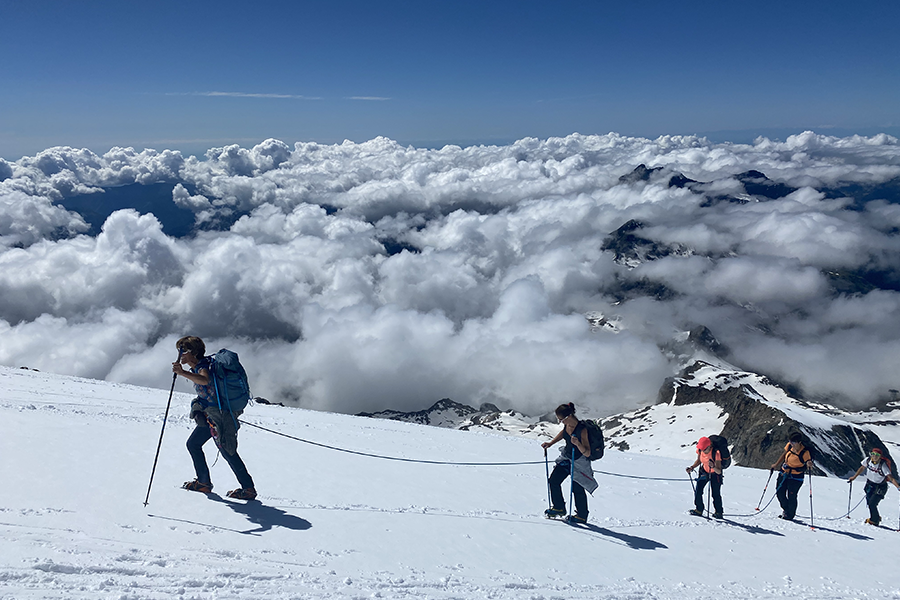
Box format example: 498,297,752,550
357,358,899,479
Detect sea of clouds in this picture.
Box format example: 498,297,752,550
1,132,899,416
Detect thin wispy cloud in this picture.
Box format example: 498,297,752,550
170,91,322,100
347,96,391,101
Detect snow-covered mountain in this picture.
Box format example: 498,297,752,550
359,398,558,440
609,360,897,477
4,364,900,600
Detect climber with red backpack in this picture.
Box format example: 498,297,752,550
686,435,727,519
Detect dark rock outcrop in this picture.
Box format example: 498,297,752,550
668,173,699,189
601,219,690,268
618,164,663,184
735,170,796,200
658,362,894,478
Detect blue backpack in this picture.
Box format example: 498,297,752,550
209,349,251,413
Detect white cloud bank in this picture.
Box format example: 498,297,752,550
1,131,899,414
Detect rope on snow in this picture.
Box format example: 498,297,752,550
239,418,881,521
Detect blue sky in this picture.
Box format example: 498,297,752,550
2,0,898,159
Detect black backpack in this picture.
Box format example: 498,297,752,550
582,420,605,461
708,434,732,469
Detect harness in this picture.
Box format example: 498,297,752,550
699,449,721,474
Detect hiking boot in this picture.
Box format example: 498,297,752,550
865,518,880,526
183,479,213,493
566,514,587,525
226,487,257,500
689,509,704,517
778,513,793,521
712,512,724,520
544,507,566,518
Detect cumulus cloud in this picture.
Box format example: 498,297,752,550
0,308,159,379
172,183,211,211
0,188,89,248
0,159,13,181
2,131,900,414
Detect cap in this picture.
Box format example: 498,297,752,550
871,448,883,456
697,437,711,451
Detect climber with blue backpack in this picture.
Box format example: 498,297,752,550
173,336,257,500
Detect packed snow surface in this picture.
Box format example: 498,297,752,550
2,366,899,599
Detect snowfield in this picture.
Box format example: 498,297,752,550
2,365,899,599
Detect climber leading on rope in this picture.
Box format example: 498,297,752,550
173,336,257,501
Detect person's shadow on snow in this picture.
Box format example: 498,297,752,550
717,518,783,536
575,523,667,550
209,493,312,534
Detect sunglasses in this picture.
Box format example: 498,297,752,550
870,452,882,457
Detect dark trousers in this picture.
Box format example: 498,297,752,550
187,422,255,490
694,471,723,514
865,481,888,523
549,462,588,518
776,472,804,519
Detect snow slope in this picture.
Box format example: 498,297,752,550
2,365,900,599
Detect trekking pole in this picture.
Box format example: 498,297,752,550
807,465,815,529
893,486,900,532
707,476,712,518
847,480,852,519
756,470,774,510
544,448,552,512
143,350,182,506
568,447,575,518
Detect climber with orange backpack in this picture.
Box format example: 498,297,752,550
770,431,812,521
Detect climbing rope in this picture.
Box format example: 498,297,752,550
239,419,544,466
239,418,885,522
